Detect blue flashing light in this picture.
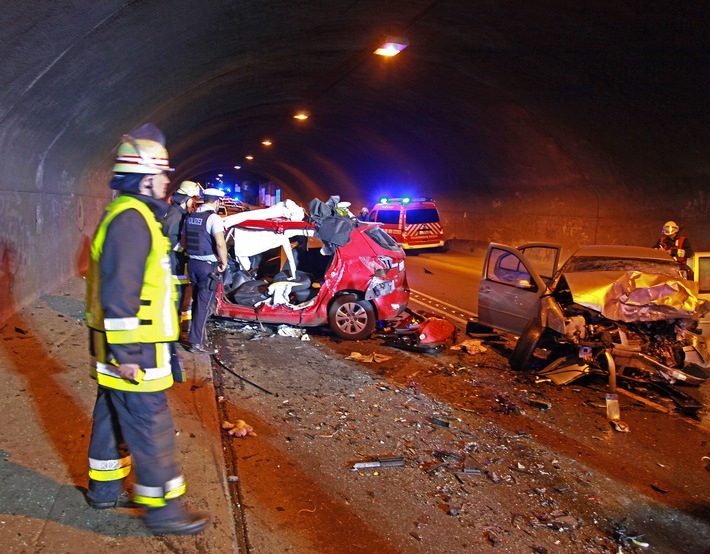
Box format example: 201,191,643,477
378,196,389,204
402,196,411,205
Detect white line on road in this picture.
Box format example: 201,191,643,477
408,288,475,325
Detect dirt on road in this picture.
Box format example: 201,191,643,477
208,319,710,554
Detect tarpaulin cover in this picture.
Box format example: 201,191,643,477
564,270,708,322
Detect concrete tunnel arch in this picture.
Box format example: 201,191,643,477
1,1,708,322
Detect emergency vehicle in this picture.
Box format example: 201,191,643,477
368,197,444,250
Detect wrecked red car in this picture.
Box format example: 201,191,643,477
214,214,409,340
474,243,709,409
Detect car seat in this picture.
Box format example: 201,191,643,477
226,277,270,306
271,270,315,303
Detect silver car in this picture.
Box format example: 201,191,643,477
476,243,709,397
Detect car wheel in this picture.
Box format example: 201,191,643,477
328,294,376,340
509,316,544,371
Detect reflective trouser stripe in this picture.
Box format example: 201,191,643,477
88,455,132,481
165,476,187,499
134,475,186,507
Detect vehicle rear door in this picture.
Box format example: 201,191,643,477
477,243,555,335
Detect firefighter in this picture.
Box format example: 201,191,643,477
654,220,695,279
184,187,229,354
85,124,209,535
163,180,203,316
357,206,369,221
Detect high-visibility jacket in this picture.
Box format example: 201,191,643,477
86,195,178,392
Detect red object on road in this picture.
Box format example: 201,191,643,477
417,317,455,344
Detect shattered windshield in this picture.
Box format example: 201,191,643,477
562,256,682,278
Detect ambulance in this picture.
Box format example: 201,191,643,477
368,197,444,250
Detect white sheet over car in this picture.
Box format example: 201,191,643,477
563,270,708,322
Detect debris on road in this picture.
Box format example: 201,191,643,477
346,351,392,363
222,419,257,438
351,456,405,470
450,339,487,355
277,325,310,340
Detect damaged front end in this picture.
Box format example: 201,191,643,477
536,271,709,393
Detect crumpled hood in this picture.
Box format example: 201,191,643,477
563,270,708,322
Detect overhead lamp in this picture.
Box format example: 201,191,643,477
234,165,241,169
261,139,272,146
374,36,408,57
293,110,310,120
245,155,254,160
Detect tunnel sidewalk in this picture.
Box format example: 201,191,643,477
0,276,238,552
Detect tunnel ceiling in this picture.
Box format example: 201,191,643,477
2,0,708,212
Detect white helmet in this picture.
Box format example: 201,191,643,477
176,181,203,197
662,221,679,236
203,188,225,199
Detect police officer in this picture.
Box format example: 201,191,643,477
184,187,228,354
654,220,695,279
85,124,209,535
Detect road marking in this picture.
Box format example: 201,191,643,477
408,288,475,325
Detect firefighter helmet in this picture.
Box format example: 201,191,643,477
113,124,173,174
176,181,203,197
662,221,679,236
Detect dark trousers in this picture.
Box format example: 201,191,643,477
187,259,218,345
88,387,183,521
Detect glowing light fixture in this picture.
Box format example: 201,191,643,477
261,139,272,146
374,36,408,57
245,155,254,160
234,165,241,169
293,111,310,120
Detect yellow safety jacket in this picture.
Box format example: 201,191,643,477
86,195,178,392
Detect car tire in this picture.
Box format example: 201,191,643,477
509,316,544,371
328,294,376,340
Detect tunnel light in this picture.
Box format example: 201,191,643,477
261,139,272,146
234,165,241,169
374,36,408,57
245,155,254,160
293,111,310,120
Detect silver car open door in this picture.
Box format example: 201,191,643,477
477,243,560,335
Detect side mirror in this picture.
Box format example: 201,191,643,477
516,278,532,289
